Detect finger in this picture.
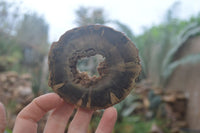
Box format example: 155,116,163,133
13,93,62,133
0,102,6,133
68,108,93,133
96,107,117,133
44,101,74,133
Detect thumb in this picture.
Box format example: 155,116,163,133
0,102,6,133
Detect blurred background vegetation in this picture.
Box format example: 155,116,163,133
1,0,200,132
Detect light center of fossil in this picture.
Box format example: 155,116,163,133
76,54,105,78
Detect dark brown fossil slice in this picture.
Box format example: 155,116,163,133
48,25,141,110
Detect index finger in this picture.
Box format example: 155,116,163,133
13,93,62,133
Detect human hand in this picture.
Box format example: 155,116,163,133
13,93,117,133
0,102,6,133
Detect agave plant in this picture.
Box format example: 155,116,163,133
162,22,200,85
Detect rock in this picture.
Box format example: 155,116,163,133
150,123,164,133
162,94,176,102
0,71,34,130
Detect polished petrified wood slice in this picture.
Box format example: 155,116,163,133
48,25,141,110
